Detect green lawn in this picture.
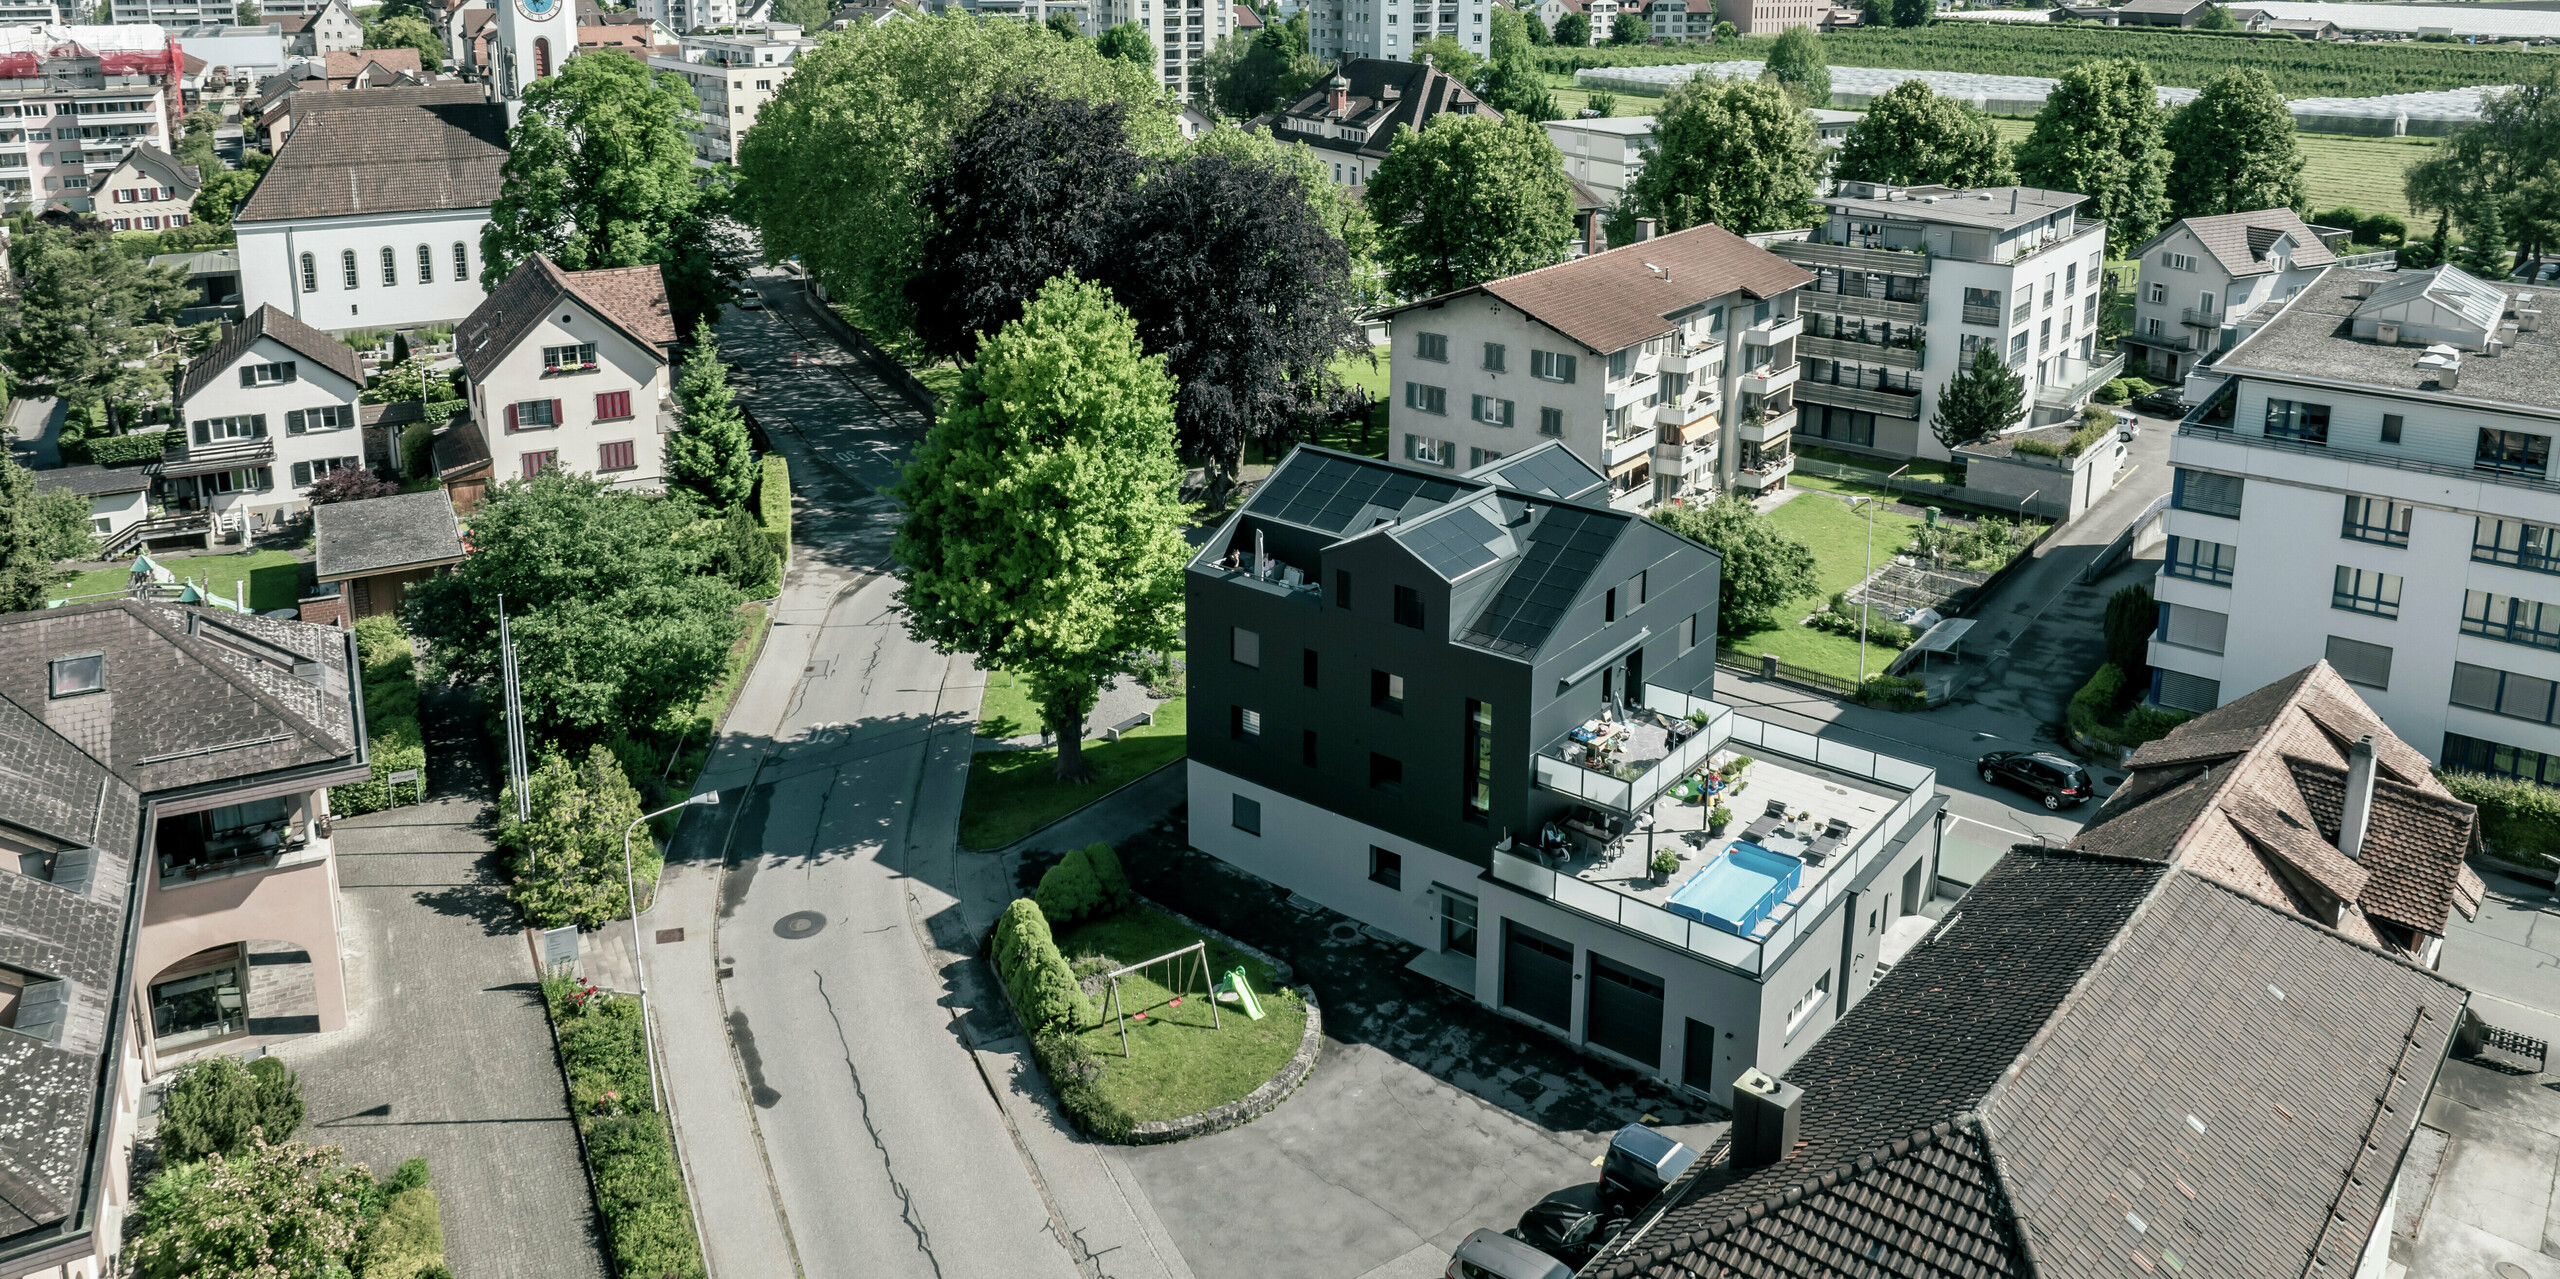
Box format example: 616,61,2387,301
57,549,306,612
959,697,1188,850
1056,904,1308,1125
1983,117,2435,227
1723,493,1923,680
976,651,1185,741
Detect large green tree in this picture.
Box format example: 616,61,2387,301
1476,8,1560,123
2406,67,2560,274
666,320,757,508
1,222,192,420
191,167,258,227
482,50,729,327
156,1057,306,1166
891,277,1190,782
175,107,221,173
1364,113,1575,298
1650,497,1817,636
402,473,744,748
127,1139,373,1279
1763,26,1830,107
1835,79,2013,189
1623,74,1819,236
0,452,67,611
1610,10,1646,42
1206,11,1320,117
738,14,1173,348
2164,69,2307,218
498,744,653,928
1194,123,1384,311
1096,21,1156,64
1412,35,1483,86
1930,343,2027,450
2016,59,2173,250
1553,11,1591,45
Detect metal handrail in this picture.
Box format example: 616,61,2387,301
2175,422,2560,495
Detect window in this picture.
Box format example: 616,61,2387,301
1462,698,1493,821
1369,846,1402,889
2163,535,2236,585
1394,585,1424,629
1530,350,1577,383
506,399,560,430
417,244,434,284
1302,649,1318,688
2341,496,2413,547
598,440,636,471
1232,794,1261,835
1404,434,1454,466
544,343,599,372
2325,635,2393,690
2445,731,2560,786
2171,468,2242,518
341,249,359,289
1539,407,1564,437
2381,413,2403,444
284,405,351,434
1685,613,1700,649
380,246,397,286
1415,331,1448,361
2331,566,2402,618
2452,662,2560,727
205,467,272,494
192,415,266,443
1231,626,1260,668
289,456,360,486
2008,331,2028,366
1469,447,1504,468
48,653,103,697
1607,349,1633,381
595,390,633,420
2474,518,2560,575
2478,428,2551,478
1401,381,1452,417
1372,669,1405,712
1368,752,1404,793
1334,569,1352,609
240,362,297,387
2264,399,2330,444
2464,590,2560,651
522,450,558,478
2157,602,2228,653
1302,729,1318,766
533,36,551,77
1785,971,1831,1034
1231,705,1261,739
2039,316,2052,353
1604,586,1618,623
1470,395,1514,427
1482,342,1506,372
453,242,469,281
299,252,317,293
2162,252,2196,271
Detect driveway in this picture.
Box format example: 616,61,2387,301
7,396,62,470
277,689,610,1279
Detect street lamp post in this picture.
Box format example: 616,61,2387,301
1855,466,1911,684
625,790,720,1116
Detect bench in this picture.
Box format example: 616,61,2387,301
1102,710,1156,742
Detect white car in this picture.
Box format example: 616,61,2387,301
737,293,766,311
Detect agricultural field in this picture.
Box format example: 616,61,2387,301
1538,23,2557,98
1982,117,2435,225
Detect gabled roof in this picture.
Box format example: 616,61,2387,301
1378,223,1812,356
323,47,423,79
455,256,678,382
1252,57,1498,162
1593,845,2469,1279
1465,439,1607,502
176,304,367,402
105,144,201,197
235,83,507,223
30,464,151,499
2141,206,2339,279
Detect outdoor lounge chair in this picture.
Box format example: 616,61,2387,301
1742,799,1788,845
1806,817,1853,865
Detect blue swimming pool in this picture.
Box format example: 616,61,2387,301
1665,842,1805,936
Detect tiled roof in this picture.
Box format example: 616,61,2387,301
234,84,508,223
30,464,151,499
2145,207,2339,280
456,256,677,383
433,409,491,479
1254,57,1498,162
1379,223,1813,356
110,144,201,198
177,304,367,402
324,47,423,79
313,489,467,581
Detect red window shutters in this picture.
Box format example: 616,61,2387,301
504,403,518,432
552,399,564,428
599,440,634,471
596,390,630,420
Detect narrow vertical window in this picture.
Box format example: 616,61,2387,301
1462,698,1493,822
341,249,359,288
381,246,397,287
533,37,551,77
453,241,469,281
299,252,317,293
417,243,434,284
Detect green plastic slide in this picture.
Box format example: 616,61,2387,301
1222,967,1265,1020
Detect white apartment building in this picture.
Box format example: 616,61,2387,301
1377,223,1812,510
1768,182,2115,464
1544,114,1650,210
162,304,376,536
2152,263,2560,788
2125,207,2337,385
1090,0,1232,101
0,25,183,214
443,255,679,507
1648,0,1716,40
647,23,816,165
1301,0,1486,67
1256,58,1490,189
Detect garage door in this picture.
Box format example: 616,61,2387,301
1587,952,1664,1067
1501,921,1574,1030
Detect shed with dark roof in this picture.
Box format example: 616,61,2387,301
310,489,467,623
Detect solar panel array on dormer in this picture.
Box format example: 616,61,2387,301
1247,451,1473,533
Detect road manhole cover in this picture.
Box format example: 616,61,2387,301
775,911,828,939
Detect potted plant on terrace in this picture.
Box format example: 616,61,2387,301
1708,805,1733,837
1650,847,1681,886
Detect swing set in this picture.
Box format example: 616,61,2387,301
1098,940,1222,1057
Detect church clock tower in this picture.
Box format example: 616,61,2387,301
494,0,568,123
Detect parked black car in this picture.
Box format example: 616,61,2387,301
1509,1188,1631,1269
2132,387,2184,416
1976,751,2095,809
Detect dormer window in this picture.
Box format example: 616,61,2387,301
49,653,104,697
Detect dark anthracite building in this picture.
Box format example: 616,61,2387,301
1189,443,1944,1095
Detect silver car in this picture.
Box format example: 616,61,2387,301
1447,1229,1575,1279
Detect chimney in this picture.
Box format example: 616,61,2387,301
1327,74,1349,115
1584,211,1599,257
1636,217,1657,243
1253,526,1268,580
1729,1069,1803,1170
2338,734,2377,861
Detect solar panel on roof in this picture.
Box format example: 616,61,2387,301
1484,448,1601,499
1250,452,1473,533
1395,505,1507,580
1459,505,1623,656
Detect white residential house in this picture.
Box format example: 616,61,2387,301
162,304,374,537
2124,207,2339,385
2152,263,2560,789
31,463,152,542
233,84,507,335
1375,222,1812,510
92,143,198,232
439,255,679,510
275,0,366,55
1766,181,2115,464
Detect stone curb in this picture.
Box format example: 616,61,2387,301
1126,984,1321,1146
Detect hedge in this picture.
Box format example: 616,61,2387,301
992,898,1094,1034
1032,1030,1134,1142
2437,770,2560,872
330,616,428,816
1034,842,1133,927
542,975,704,1279
84,431,172,467
2066,663,2191,751
360,1165,447,1279
756,453,791,569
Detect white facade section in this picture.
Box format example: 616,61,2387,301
2127,222,2325,383
237,209,493,334
647,24,814,165
171,330,369,524
1088,0,1229,100
463,302,672,490
1543,114,1651,210
1304,0,1488,69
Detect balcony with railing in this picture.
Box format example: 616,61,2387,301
1739,361,1799,398
2129,328,2195,352
2034,350,2125,411
1771,237,1928,277
1744,313,1804,346
1740,404,1796,444
1657,334,1724,374
1734,452,1794,492
1796,378,1921,420
1802,289,1926,324
1960,302,2001,326
1605,419,1657,467
1798,332,1922,370
2180,306,2225,330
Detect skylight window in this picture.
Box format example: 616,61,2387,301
48,653,103,697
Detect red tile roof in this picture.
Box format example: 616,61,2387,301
1381,223,1813,355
